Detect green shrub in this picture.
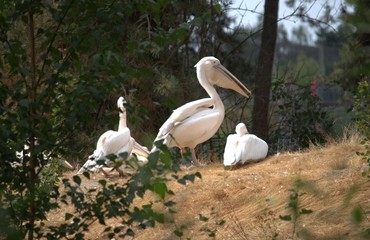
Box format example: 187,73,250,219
269,79,333,152
353,81,370,177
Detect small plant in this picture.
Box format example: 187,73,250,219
173,207,225,240
353,81,370,178
198,208,226,239
279,179,318,239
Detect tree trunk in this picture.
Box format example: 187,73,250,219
252,0,279,141
27,10,37,240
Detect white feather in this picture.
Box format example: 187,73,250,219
223,123,268,166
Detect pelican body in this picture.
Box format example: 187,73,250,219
78,97,148,177
223,123,268,166
153,56,251,166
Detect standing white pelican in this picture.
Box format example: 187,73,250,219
152,56,251,166
78,97,148,177
223,123,268,167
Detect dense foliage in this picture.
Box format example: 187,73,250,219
333,0,370,93
0,0,213,238
354,81,370,178
269,78,333,152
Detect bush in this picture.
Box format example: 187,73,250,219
353,81,370,177
269,78,333,152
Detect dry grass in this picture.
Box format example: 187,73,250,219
48,137,370,239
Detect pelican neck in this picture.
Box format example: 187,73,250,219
118,112,127,131
197,67,224,110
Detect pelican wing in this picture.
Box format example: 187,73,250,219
155,98,214,141
169,108,221,147
78,129,133,174
132,138,149,156
96,130,116,149
223,134,240,166
238,135,268,163
103,129,132,155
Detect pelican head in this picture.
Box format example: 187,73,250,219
236,123,249,136
194,56,251,97
117,97,127,113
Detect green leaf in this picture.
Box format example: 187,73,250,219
164,200,176,207
152,180,168,199
195,172,202,179
73,175,81,186
104,226,112,232
126,228,135,236
99,179,107,187
65,213,73,220
217,219,226,226
214,3,222,14
177,178,186,185
107,233,114,239
114,226,124,233
184,174,195,182
300,208,313,214
279,215,292,221
97,159,105,166
199,214,209,222
208,231,216,237
174,229,183,237
82,171,90,179
352,205,363,223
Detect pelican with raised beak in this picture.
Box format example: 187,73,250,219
152,56,251,166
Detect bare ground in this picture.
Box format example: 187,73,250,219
47,139,370,240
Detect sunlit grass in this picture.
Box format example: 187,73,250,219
53,129,369,239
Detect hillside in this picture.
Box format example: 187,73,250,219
48,139,369,239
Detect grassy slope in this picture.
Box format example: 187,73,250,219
50,138,369,239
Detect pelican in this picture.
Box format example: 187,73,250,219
116,97,150,164
223,123,268,167
152,56,251,166
78,97,149,177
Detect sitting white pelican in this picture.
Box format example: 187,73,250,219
152,56,251,166
223,123,268,167
78,97,149,177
